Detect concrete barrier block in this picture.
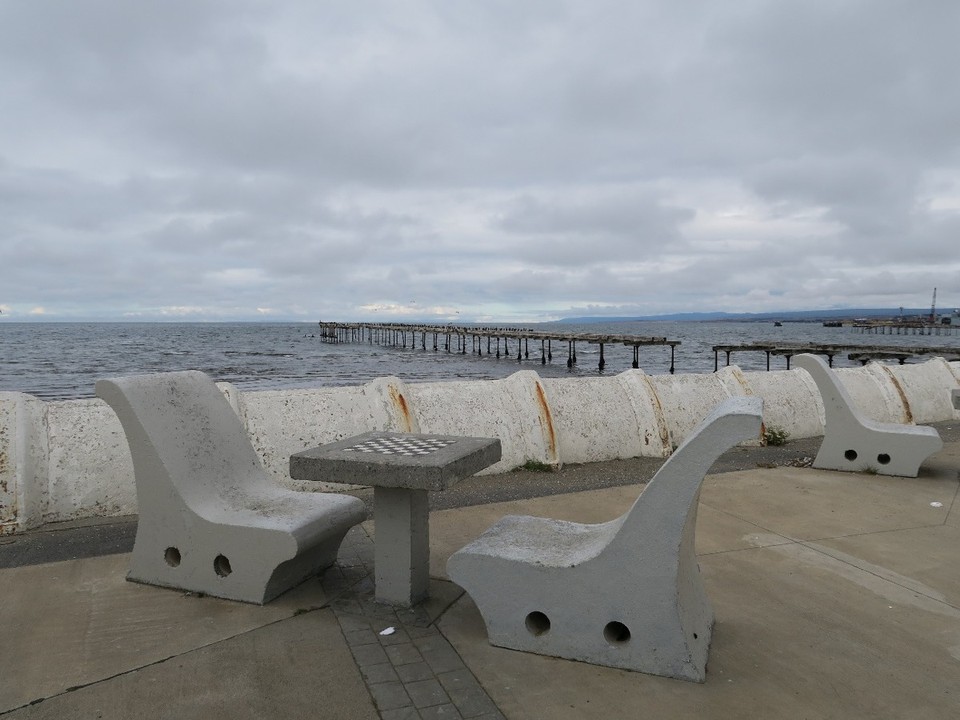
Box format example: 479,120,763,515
861,364,915,425
237,385,388,491
829,366,898,423
1,393,22,533
539,375,651,464
214,380,243,416
1,394,22,533
405,371,557,473
538,377,630,464
0,392,48,533
950,362,960,415
362,376,421,434
873,358,960,423
45,399,136,524
715,365,752,398
539,371,671,462
615,370,673,457
948,360,960,375
646,371,744,450
747,369,823,440
714,366,763,446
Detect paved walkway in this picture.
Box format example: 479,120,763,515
2,430,959,719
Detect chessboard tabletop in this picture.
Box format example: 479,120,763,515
289,431,503,491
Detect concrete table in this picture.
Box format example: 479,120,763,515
290,431,501,606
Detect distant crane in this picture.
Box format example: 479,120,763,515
930,287,937,324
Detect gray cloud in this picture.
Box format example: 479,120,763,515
1,1,958,322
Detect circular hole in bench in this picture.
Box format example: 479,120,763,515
604,621,631,644
164,547,181,567
844,449,858,462
525,611,551,636
214,554,232,577
877,453,891,465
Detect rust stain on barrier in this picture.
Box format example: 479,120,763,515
878,365,914,424
639,374,671,455
532,380,558,462
388,385,415,433
727,366,754,395
727,367,764,445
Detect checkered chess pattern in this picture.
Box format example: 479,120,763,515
343,436,458,457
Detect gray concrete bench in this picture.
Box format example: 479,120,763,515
793,353,943,477
447,396,763,682
953,388,960,411
97,371,367,604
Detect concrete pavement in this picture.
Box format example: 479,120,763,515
1,430,959,719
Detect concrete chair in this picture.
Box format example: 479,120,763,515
97,371,367,604
447,396,763,682
793,353,943,477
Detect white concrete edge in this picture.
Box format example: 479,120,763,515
0,392,48,534
2,359,958,532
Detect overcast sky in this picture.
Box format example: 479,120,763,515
1,1,958,323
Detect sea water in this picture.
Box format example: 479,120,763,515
0,321,956,401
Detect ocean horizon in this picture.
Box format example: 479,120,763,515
1,320,958,401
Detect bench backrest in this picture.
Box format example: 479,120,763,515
614,395,763,553
96,371,266,511
792,353,866,428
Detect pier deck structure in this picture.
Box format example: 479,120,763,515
318,322,682,373
713,341,960,371
851,320,957,336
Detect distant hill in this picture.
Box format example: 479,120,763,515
557,308,938,323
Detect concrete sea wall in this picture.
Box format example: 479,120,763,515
2,359,959,534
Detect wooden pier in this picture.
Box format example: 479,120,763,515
851,321,957,336
712,342,960,371
318,322,682,373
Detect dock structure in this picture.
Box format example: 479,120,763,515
318,322,681,373
851,321,957,336
712,342,960,371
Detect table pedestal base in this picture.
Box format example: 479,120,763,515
373,486,430,606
